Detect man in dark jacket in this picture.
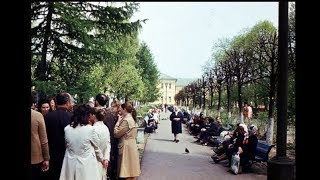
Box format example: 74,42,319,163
43,92,73,180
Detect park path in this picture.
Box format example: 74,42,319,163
138,111,267,180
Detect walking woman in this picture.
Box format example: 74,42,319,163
114,102,141,180
169,106,183,143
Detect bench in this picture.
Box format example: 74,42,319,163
250,140,275,166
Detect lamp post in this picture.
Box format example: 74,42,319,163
202,74,206,110
165,83,168,105
208,71,214,109
197,79,202,109
217,78,222,116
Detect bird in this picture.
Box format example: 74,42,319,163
185,148,190,153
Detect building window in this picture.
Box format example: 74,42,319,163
169,83,171,89
169,96,171,102
161,83,163,88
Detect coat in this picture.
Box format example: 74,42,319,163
114,113,141,178
92,121,111,180
31,109,50,164
170,111,183,134
59,124,104,180
44,107,72,180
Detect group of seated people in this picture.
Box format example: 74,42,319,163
211,123,258,174
143,108,160,133
186,113,225,146
185,112,259,174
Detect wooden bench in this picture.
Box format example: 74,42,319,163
250,140,275,166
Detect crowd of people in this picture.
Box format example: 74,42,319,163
31,92,141,180
179,107,259,175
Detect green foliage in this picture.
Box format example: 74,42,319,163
31,2,143,92
137,105,153,117
106,62,144,101
70,65,107,103
136,42,161,103
33,80,61,98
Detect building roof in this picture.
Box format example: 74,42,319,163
176,78,197,87
159,73,177,81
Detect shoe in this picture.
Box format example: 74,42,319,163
176,140,179,143
173,139,177,142
213,158,220,163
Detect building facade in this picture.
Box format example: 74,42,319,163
151,73,195,106
152,73,177,106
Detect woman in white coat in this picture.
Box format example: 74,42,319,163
59,104,107,180
91,108,111,180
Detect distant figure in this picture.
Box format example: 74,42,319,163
247,104,253,124
164,103,168,113
169,106,183,143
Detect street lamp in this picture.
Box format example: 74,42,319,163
202,74,206,110
165,83,168,105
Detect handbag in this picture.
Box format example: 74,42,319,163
230,153,240,174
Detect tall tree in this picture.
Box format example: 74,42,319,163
31,2,143,92
226,34,257,123
246,20,278,144
106,62,144,102
135,42,160,103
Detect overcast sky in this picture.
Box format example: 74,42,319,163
132,2,278,79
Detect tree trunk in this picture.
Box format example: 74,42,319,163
237,81,243,123
210,87,214,110
203,90,206,110
36,2,54,81
266,60,276,145
217,85,222,116
227,79,232,124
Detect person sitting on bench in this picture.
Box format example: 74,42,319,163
240,124,258,171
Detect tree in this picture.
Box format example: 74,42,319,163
225,33,258,123
246,20,278,144
31,2,144,93
136,42,160,103
106,62,144,102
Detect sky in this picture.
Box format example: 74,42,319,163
132,2,279,79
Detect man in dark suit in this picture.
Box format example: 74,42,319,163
43,92,73,180
169,106,183,143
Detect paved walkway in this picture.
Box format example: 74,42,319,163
138,111,267,180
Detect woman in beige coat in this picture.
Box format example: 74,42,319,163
114,102,141,180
